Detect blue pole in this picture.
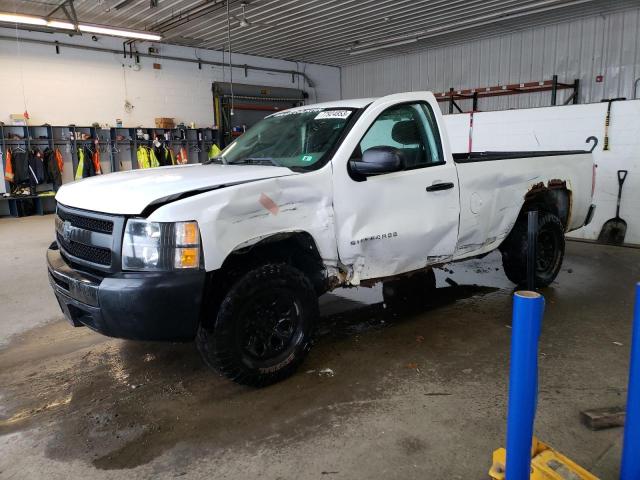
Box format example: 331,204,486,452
621,283,640,480
506,290,545,479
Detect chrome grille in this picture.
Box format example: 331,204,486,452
55,204,123,272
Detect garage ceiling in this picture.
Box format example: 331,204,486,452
1,0,638,66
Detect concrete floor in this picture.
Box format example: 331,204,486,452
0,214,638,479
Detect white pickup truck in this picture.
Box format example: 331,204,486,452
48,92,595,386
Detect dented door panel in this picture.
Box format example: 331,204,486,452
330,92,461,284
334,166,459,283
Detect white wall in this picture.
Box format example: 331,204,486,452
444,100,640,246
341,5,640,112
0,28,341,127
0,28,340,207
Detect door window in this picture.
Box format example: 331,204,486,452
356,102,444,170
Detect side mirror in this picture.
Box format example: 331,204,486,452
349,146,404,176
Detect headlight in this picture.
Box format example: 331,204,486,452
122,219,200,271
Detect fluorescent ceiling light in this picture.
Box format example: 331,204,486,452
78,24,161,41
0,13,47,26
348,38,417,55
47,20,74,30
0,11,161,41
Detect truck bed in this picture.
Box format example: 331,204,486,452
452,149,593,261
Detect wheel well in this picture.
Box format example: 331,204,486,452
522,182,571,229
214,232,327,294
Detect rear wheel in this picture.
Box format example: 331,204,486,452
196,263,318,387
500,212,565,288
382,269,436,308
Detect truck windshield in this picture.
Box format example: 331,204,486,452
215,108,355,169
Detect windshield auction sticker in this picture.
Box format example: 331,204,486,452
271,108,323,117
314,110,352,120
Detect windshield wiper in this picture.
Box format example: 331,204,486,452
228,157,280,166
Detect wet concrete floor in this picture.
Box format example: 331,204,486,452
0,215,639,479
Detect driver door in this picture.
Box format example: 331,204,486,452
331,94,460,283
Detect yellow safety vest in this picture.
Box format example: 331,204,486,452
75,148,84,180
208,144,221,160
137,146,150,169
149,148,160,168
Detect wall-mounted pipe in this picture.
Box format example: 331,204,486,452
0,35,314,87
634,77,640,99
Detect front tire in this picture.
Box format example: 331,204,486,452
500,212,565,288
196,263,318,387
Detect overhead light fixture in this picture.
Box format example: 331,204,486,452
78,24,162,41
0,11,162,41
47,20,75,30
0,13,75,30
0,13,48,26
348,37,417,55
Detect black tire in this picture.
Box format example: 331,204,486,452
499,212,565,288
382,269,436,308
196,263,318,387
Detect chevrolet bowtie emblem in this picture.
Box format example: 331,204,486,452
62,221,73,242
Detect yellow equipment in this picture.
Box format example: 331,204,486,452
489,437,599,479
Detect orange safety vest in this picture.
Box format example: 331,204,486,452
4,148,14,183
54,148,64,172
92,149,102,174
176,147,188,165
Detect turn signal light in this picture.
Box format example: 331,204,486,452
175,221,199,246
175,247,199,269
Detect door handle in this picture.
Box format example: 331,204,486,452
426,182,454,192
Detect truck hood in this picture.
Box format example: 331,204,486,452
55,164,296,215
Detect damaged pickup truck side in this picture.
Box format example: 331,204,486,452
48,92,596,386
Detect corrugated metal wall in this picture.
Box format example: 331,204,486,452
341,6,640,112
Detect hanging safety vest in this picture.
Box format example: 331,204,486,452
137,146,150,169
208,144,221,160
149,148,160,168
3,148,13,183
176,147,188,165
75,148,85,180
54,148,64,172
92,149,102,175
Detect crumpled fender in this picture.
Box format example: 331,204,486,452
147,167,339,272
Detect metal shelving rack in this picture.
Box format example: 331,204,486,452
0,124,218,217
127,127,216,169
435,75,580,113
0,123,57,216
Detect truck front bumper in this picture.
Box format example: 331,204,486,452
47,245,206,341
